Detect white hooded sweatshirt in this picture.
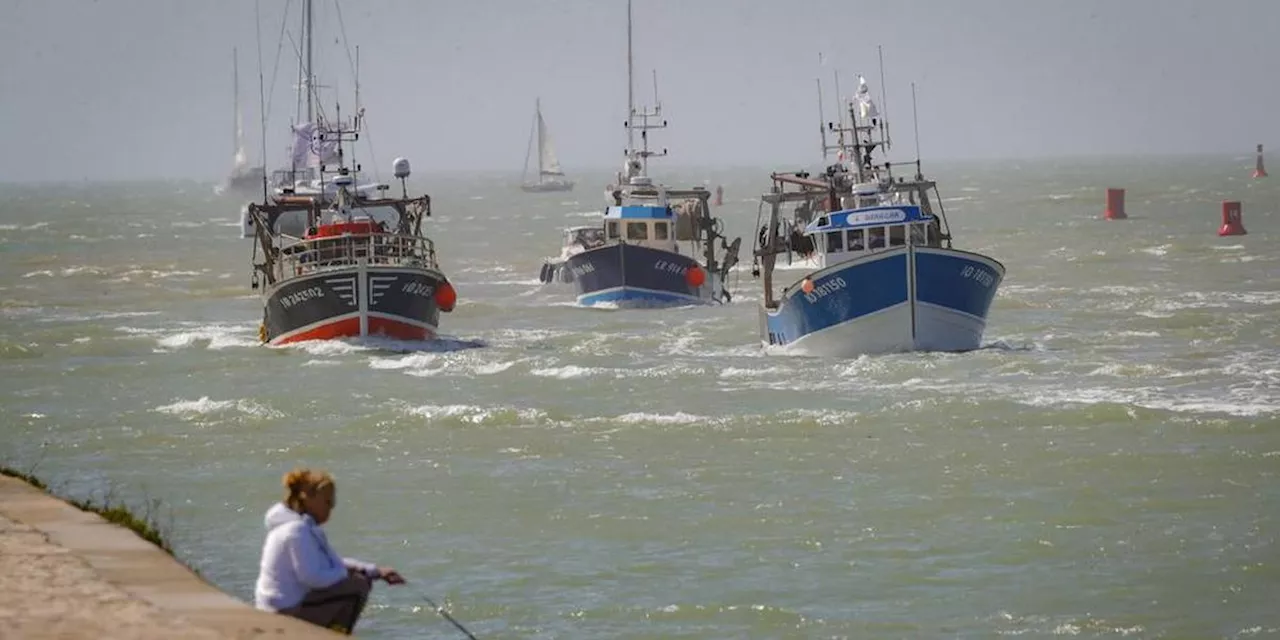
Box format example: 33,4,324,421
254,502,379,611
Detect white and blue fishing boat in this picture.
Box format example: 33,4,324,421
752,76,1004,356
537,0,740,308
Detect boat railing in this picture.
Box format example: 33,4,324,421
272,232,438,277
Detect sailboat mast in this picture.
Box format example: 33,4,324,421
626,0,635,152
535,98,544,177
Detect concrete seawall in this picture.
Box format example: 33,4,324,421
0,475,339,639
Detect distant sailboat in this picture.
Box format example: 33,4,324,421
223,47,265,196
521,99,574,193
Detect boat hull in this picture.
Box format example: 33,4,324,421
563,243,720,308
262,263,445,346
222,167,266,196
761,246,1003,356
521,180,574,193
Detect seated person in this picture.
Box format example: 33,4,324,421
254,468,405,635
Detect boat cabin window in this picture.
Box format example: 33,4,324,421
826,230,844,253
273,210,310,237
847,228,865,251
868,227,886,249
910,223,927,246
626,222,648,240
889,225,906,247
654,221,669,240
346,204,399,231
607,221,620,240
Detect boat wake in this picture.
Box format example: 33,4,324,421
278,334,487,355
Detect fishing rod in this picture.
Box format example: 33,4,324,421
418,591,479,640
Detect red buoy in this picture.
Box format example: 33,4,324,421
1253,144,1267,178
685,265,706,288
1104,188,1127,220
801,278,815,294
435,281,457,312
713,185,724,206
1218,201,1246,236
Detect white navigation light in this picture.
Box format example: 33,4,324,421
393,157,411,179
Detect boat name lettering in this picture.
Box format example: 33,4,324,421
571,262,596,277
804,276,848,303
960,265,995,288
402,281,435,297
279,286,324,308
845,209,907,225
653,260,687,275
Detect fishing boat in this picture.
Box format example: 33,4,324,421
245,149,456,346
222,47,265,197
537,0,740,307
752,73,1004,356
521,98,573,193
241,4,454,346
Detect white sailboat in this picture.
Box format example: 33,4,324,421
222,47,265,196
521,98,574,193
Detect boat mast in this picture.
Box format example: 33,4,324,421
619,0,665,178
535,97,545,179
521,101,536,183
817,77,827,160
878,45,890,149
254,0,268,201
626,0,634,153
232,47,239,159
304,0,314,123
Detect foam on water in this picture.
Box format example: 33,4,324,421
154,396,282,419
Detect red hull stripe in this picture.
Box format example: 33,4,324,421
270,316,435,346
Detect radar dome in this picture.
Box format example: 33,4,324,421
393,157,411,179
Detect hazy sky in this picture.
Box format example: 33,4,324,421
1,0,1277,181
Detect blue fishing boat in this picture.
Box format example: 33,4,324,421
559,177,738,307
752,75,1004,356
537,0,739,308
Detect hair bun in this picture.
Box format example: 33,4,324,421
283,468,309,492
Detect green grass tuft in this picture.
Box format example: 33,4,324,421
2,465,174,556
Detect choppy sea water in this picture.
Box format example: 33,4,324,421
2,155,1278,638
